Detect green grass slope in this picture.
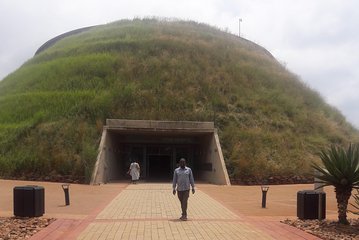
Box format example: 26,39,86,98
0,19,357,182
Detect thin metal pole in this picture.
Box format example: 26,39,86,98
239,18,242,37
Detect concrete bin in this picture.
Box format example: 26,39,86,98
297,190,326,220
13,185,45,217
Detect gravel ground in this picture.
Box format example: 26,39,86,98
0,217,54,240
282,219,359,240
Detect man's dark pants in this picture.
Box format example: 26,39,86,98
177,190,190,217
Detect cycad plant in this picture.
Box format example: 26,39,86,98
312,143,359,225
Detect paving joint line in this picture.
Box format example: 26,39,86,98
93,218,245,222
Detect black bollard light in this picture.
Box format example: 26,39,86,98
62,184,70,206
261,186,269,208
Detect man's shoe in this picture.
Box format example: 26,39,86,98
180,216,187,221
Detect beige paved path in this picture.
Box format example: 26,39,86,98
96,184,238,220
77,184,274,240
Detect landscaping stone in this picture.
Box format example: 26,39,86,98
0,217,54,240
282,218,359,240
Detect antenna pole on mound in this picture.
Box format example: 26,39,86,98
238,18,242,37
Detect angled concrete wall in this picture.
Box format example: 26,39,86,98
90,128,108,184
198,131,230,185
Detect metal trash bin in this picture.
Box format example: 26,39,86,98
297,190,325,220
14,185,45,217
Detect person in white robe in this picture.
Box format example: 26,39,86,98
127,160,140,184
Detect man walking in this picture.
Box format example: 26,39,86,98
172,158,195,221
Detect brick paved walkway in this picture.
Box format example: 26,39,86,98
75,184,319,240
30,183,320,239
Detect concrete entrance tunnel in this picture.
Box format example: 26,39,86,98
91,120,230,185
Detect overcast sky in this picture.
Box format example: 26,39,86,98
0,0,358,128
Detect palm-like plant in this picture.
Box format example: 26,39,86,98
312,143,359,225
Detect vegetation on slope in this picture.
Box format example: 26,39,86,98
0,18,357,182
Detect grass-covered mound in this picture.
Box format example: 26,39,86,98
0,18,357,182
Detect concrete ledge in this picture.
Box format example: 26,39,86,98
106,119,214,131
